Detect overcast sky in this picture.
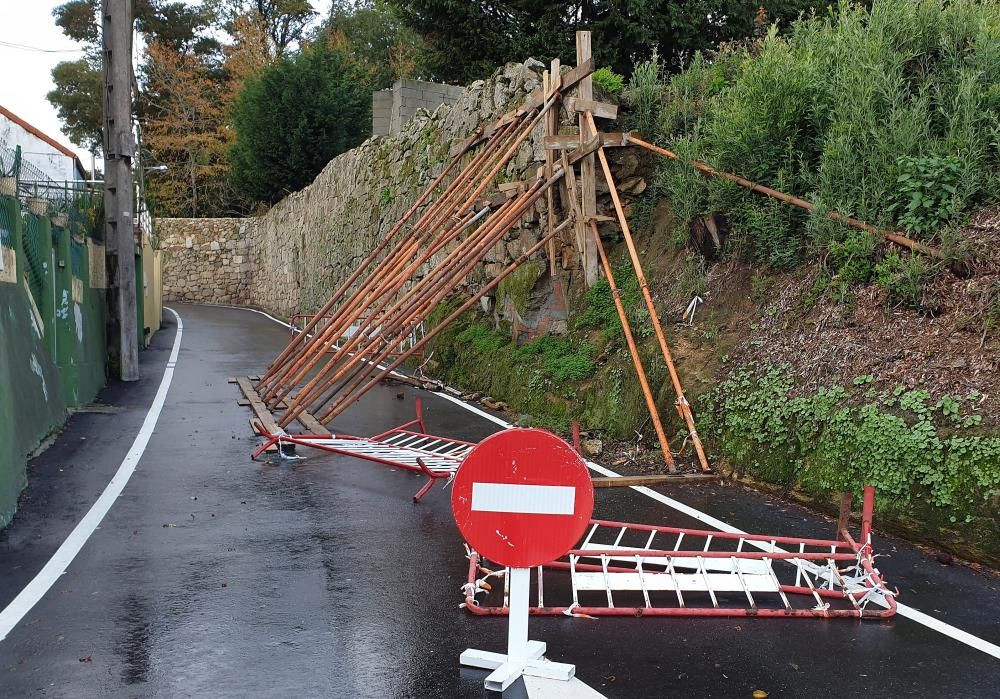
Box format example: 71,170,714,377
0,1,332,164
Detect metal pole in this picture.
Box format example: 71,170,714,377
627,135,945,261
585,112,710,473
320,224,568,423
587,220,676,471
102,0,139,380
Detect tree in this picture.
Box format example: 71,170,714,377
48,59,104,155
326,0,428,88
229,32,374,203
47,1,102,155
143,41,236,216
47,0,223,159
207,0,317,58
388,1,831,84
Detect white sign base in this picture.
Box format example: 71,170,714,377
460,567,576,692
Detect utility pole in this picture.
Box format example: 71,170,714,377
102,0,139,381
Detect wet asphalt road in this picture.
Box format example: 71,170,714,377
0,303,998,698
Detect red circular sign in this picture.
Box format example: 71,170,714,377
452,428,594,568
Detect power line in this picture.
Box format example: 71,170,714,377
0,39,84,54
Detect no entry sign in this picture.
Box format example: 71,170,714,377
452,428,594,569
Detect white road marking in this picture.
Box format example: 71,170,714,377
252,310,1000,661
524,675,608,698
472,483,576,515
0,307,184,643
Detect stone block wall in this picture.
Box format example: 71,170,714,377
159,218,256,304
157,60,570,320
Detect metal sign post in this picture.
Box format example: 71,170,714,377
451,429,594,692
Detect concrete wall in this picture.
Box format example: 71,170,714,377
0,193,109,526
372,79,465,136
0,114,83,182
160,61,555,319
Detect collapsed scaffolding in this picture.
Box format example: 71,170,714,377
236,43,713,479
234,31,900,620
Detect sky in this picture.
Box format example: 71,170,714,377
0,2,92,162
0,0,333,165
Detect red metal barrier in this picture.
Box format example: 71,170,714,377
250,400,469,502
461,495,897,620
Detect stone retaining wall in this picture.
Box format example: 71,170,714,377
159,60,557,319
159,218,256,304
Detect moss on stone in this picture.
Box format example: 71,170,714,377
496,262,541,315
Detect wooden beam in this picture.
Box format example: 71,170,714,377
565,96,618,120
544,62,559,277
544,132,629,150
236,376,282,438
576,30,598,287
592,473,719,488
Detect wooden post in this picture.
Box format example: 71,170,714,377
584,112,711,474
543,65,559,277
561,152,586,259
576,31,599,287
102,0,139,381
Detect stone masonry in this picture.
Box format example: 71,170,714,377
159,60,558,319
159,218,256,304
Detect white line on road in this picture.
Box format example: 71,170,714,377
248,307,1000,661
0,307,184,643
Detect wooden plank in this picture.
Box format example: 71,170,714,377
561,152,587,260
236,376,282,437
566,135,601,167
237,398,250,407
545,132,629,149
474,192,510,210
565,96,618,120
296,409,332,437
592,473,719,488
577,31,599,287
544,62,559,277
497,181,527,193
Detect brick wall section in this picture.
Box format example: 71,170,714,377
373,79,465,136
372,90,392,136
159,218,257,304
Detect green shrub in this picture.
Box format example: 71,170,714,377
653,0,1000,279
875,250,929,308
575,265,643,338
890,155,965,238
592,67,624,98
624,50,662,139
701,363,1000,532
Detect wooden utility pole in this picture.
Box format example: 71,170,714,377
102,0,139,381
576,31,599,286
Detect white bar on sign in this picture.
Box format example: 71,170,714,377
471,483,576,515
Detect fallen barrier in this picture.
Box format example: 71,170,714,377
461,488,897,619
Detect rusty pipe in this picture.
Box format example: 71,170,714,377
627,135,946,261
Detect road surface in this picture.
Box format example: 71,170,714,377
1,303,997,697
